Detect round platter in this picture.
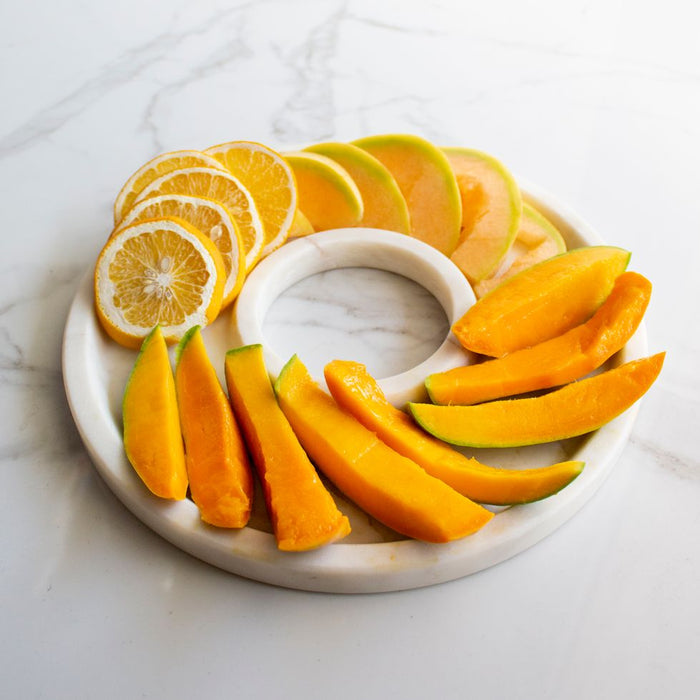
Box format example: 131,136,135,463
62,180,647,594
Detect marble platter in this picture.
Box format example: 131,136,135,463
62,181,647,594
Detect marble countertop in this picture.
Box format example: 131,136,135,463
2,0,699,698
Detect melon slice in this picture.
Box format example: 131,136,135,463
474,202,566,298
283,151,363,231
443,147,522,284
304,141,411,234
352,134,461,256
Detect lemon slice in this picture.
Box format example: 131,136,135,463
133,167,264,271
94,217,225,349
115,194,246,308
205,140,297,257
113,150,226,224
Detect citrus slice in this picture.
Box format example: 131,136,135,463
205,141,297,257
113,150,226,224
115,194,246,308
94,217,225,349
132,167,264,271
287,208,315,239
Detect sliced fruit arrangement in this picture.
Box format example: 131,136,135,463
324,359,584,505
225,344,351,551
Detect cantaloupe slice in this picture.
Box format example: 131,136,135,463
453,245,631,357
224,345,351,551
474,202,566,298
410,353,665,448
284,151,363,231
352,134,461,256
428,271,651,405
304,141,411,234
122,326,188,500
175,327,254,527
442,147,522,284
274,355,492,543
324,359,584,505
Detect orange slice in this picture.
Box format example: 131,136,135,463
115,194,246,308
94,217,225,349
113,150,226,224
132,167,264,271
205,141,297,257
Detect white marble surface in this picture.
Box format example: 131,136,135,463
2,0,699,697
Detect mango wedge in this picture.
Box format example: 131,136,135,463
175,327,253,527
453,245,631,357
428,271,652,405
410,353,665,448
275,356,493,543
122,326,188,500
225,345,351,551
324,360,584,505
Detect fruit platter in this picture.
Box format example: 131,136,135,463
62,135,663,593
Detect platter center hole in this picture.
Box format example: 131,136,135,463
263,267,449,380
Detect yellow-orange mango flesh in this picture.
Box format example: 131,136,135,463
175,327,253,527
284,151,363,231
305,142,411,234
122,326,188,499
410,353,665,448
224,345,350,551
274,356,492,543
474,202,566,298
429,271,651,405
324,360,584,506
453,245,631,357
443,147,522,283
286,208,315,239
352,134,461,256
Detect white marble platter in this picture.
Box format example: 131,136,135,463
62,181,647,593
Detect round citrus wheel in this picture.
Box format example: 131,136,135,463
205,141,297,257
132,167,264,271
113,150,226,224
94,217,225,349
114,194,246,308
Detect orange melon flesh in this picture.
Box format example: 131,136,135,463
175,327,253,527
284,151,363,231
122,326,188,500
474,202,566,298
304,141,411,234
324,360,584,505
443,147,522,283
224,345,350,551
453,245,631,357
274,356,492,543
352,134,461,256
428,271,652,405
410,353,665,448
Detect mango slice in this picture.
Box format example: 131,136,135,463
286,208,315,239
175,327,253,527
122,326,188,499
453,245,631,357
410,353,665,448
428,271,652,405
284,151,363,231
224,345,351,551
324,360,584,505
304,141,411,234
352,134,461,256
274,355,493,543
474,202,566,298
443,147,522,283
